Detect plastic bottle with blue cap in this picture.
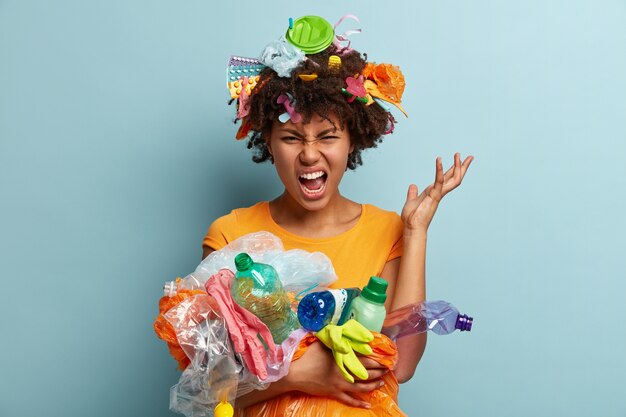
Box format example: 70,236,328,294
297,288,361,332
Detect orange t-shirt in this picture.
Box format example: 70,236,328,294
202,201,404,289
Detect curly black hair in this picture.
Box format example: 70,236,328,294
240,44,395,170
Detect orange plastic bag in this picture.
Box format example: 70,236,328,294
153,288,207,370
236,333,407,417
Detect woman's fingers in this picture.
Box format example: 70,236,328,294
365,367,388,381
443,161,456,181
431,157,444,199
442,153,474,195
349,378,385,393
359,356,386,369
406,184,419,202
404,153,474,220
461,155,474,177
453,152,461,182
401,184,420,219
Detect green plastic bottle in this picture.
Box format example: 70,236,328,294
347,276,388,332
230,253,298,344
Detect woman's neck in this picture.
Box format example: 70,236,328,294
269,191,362,238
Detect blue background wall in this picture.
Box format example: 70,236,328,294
1,1,625,416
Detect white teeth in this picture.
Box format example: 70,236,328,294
299,171,325,180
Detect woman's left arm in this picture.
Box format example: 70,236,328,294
381,152,473,383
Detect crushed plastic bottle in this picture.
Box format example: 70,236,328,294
230,252,299,344
382,300,473,340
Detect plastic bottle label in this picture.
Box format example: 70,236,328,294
329,289,349,325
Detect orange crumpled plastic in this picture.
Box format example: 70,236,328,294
362,63,406,104
153,287,207,370
236,332,406,417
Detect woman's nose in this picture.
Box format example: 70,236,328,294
298,141,322,163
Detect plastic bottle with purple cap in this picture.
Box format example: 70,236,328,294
382,300,473,340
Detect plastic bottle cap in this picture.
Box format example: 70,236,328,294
163,281,175,297
361,276,388,304
234,252,253,271
455,314,473,331
285,15,335,54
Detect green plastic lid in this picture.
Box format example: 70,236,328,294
361,276,388,304
285,15,335,54
234,253,253,271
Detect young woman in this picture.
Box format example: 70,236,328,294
203,27,472,414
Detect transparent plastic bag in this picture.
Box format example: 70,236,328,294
163,289,308,416
235,328,308,398
157,232,339,416
165,294,241,416
259,36,306,78
192,231,336,296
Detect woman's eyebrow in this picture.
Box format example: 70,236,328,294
279,128,305,137
315,128,338,138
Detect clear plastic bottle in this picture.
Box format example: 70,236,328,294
297,288,361,332
382,300,473,340
162,275,205,297
346,276,388,332
230,252,298,344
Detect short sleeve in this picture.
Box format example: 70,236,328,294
202,212,238,253
386,215,404,262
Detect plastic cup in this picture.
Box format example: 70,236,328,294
285,15,335,54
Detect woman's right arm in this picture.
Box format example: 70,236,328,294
236,340,386,409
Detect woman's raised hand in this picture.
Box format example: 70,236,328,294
401,152,473,234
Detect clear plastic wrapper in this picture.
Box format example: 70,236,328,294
165,294,241,416
193,231,337,296
259,36,306,77
236,328,308,397
162,267,310,416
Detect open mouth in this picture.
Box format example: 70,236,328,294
298,171,328,195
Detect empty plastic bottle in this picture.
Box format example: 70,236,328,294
230,252,298,344
382,300,473,340
297,288,361,332
346,276,389,332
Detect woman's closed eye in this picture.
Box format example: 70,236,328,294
282,136,303,144
281,135,340,145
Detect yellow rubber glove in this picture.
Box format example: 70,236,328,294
315,319,374,383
